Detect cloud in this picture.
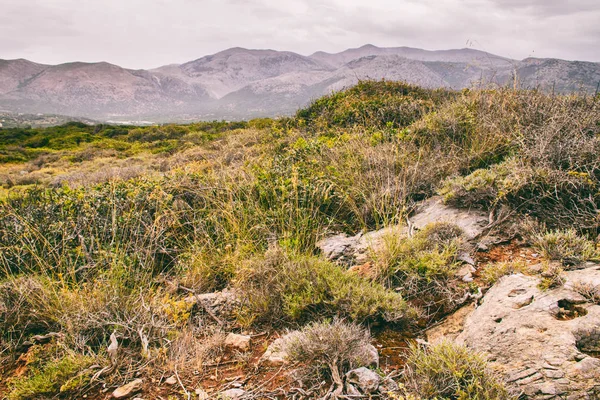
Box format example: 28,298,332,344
0,0,598,68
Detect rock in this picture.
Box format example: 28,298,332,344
221,388,246,399
378,377,400,393
224,333,251,352
195,388,209,399
317,196,492,265
456,264,600,399
364,343,380,367
164,375,177,385
259,337,289,366
345,367,381,393
409,196,489,240
426,303,476,343
112,379,143,399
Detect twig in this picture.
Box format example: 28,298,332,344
174,365,191,400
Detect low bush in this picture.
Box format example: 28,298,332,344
531,229,598,267
372,223,466,315
281,319,374,386
403,341,513,400
7,345,95,400
235,247,411,326
573,282,600,304
480,261,530,286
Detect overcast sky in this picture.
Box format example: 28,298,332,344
1,0,599,69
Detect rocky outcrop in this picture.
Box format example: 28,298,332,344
456,265,600,399
317,196,493,265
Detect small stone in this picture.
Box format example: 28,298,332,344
224,333,251,352
364,343,379,367
164,375,177,385
221,388,246,399
346,367,381,393
112,379,143,399
507,368,538,383
195,388,209,400
539,382,557,395
543,369,565,379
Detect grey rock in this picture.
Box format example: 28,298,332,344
346,367,381,393
456,264,600,399
317,196,491,265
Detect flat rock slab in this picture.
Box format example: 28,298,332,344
317,196,490,265
456,265,600,399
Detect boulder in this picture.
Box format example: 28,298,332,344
345,367,381,393
456,264,600,399
112,379,143,399
224,333,251,352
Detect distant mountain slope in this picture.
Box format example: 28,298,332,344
1,45,599,121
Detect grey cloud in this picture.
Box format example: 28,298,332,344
0,0,598,68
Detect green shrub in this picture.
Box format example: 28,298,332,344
531,229,598,267
480,261,529,286
372,223,465,314
8,349,95,400
403,341,513,400
296,80,453,130
235,247,411,326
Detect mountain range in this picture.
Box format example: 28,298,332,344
1,45,599,122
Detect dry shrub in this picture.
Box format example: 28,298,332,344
167,328,226,371
282,319,374,386
573,282,600,304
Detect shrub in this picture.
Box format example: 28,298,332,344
281,319,374,385
372,223,465,315
296,80,452,130
8,347,95,400
480,261,530,286
573,282,600,304
235,247,411,326
403,341,513,400
539,262,566,290
531,229,598,267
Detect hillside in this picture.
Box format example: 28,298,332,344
1,45,599,121
1,81,599,399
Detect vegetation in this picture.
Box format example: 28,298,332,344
0,80,598,398
281,319,374,386
403,341,513,400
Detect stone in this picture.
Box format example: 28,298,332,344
364,343,380,367
195,388,209,399
317,196,494,265
164,375,177,385
221,388,246,399
224,333,251,352
112,379,143,399
456,264,600,399
259,337,288,366
345,367,381,393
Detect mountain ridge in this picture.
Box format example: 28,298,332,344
1,45,599,121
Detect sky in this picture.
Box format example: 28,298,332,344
1,0,599,69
